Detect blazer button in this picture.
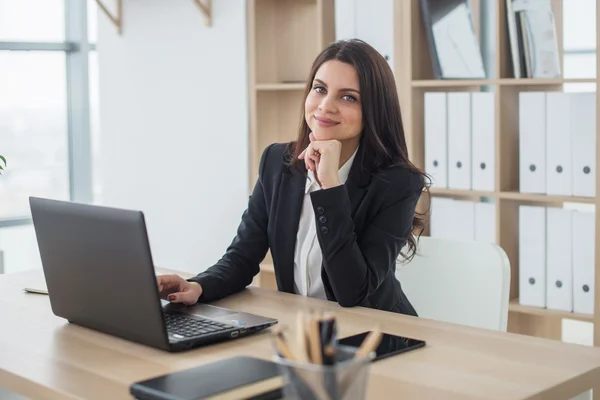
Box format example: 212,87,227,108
318,215,327,224
317,206,325,215
320,226,329,235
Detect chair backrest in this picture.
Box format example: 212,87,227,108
396,236,511,331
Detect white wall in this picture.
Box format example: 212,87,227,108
96,0,249,274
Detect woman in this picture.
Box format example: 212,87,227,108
157,39,429,316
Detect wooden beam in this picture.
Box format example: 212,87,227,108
94,0,122,35
192,0,212,27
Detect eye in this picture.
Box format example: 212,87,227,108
313,85,326,94
342,94,357,102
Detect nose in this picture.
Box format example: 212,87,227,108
318,94,337,114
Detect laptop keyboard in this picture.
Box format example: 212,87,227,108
163,312,232,338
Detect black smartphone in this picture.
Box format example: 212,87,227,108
338,331,426,361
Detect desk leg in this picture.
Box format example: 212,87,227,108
508,313,562,341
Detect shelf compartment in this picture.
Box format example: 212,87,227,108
254,0,320,85
250,90,304,182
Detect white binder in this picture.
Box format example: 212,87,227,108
519,92,546,194
572,210,595,315
471,92,495,192
355,0,394,68
424,92,448,188
334,0,357,41
546,93,573,196
452,199,475,241
518,205,546,308
474,202,496,243
447,92,472,190
336,0,394,68
571,92,596,198
471,92,496,192
429,196,455,240
430,197,475,242
546,207,573,312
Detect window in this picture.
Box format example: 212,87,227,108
562,0,596,91
563,53,596,79
89,50,102,204
0,0,65,42
0,1,96,222
0,2,96,274
0,52,70,219
562,0,596,52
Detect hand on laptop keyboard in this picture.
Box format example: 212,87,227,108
156,274,203,305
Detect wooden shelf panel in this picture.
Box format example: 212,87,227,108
509,299,594,323
256,82,306,91
429,188,596,204
411,78,597,88
499,78,597,86
499,191,596,204
429,188,498,198
411,79,493,88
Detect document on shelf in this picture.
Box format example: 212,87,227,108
471,92,495,192
519,92,546,194
447,92,472,190
424,92,448,188
519,205,546,308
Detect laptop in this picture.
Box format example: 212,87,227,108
29,196,278,352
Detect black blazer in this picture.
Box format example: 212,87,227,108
188,142,424,316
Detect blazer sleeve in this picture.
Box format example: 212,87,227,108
187,144,273,302
309,172,423,307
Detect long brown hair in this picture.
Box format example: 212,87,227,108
289,39,430,261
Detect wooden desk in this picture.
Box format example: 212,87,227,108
2,269,600,400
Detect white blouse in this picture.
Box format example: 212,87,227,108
293,147,359,299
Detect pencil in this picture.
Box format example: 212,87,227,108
272,327,296,361
354,328,382,359
296,312,309,363
308,315,323,364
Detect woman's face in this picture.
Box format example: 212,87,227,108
304,60,363,143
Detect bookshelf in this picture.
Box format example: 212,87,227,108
398,0,599,345
247,0,335,289
247,0,599,346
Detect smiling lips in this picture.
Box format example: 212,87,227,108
314,115,340,127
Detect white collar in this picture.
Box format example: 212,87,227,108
306,145,359,193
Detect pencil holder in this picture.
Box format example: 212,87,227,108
273,345,375,400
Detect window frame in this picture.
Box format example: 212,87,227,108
0,0,95,227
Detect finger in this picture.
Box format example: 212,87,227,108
168,290,198,305
167,291,186,303
305,159,312,171
306,151,317,171
309,132,316,142
298,148,306,159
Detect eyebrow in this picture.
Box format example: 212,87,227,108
314,78,360,94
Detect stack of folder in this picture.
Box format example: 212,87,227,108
519,91,596,197
424,91,495,191
519,205,595,315
429,197,496,244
